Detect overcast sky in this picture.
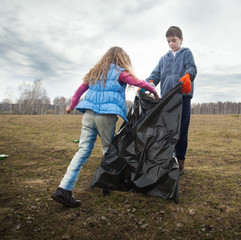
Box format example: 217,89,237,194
1,0,241,104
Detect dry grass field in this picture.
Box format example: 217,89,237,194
0,114,240,240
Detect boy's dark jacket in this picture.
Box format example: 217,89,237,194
146,47,197,98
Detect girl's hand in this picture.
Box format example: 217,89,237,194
153,92,160,100
65,106,73,114
148,91,160,100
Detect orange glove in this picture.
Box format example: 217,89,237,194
179,73,191,94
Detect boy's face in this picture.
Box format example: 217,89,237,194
167,36,183,52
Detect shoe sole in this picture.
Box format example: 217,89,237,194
51,194,81,208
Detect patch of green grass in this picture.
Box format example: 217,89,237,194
0,115,240,240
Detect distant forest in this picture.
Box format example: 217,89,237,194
1,80,240,115
1,100,240,115
191,102,241,114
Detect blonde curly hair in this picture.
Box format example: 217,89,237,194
83,46,137,85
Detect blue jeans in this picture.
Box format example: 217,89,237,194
175,96,191,161
59,110,118,191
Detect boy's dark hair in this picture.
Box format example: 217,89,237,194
166,26,182,39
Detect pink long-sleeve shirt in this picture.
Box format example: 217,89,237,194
69,71,156,109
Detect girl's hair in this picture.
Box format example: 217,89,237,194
166,26,183,39
83,46,136,85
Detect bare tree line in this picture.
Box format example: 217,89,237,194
1,79,134,115
2,100,240,115
1,80,240,115
191,102,241,114
1,80,51,115
0,99,133,115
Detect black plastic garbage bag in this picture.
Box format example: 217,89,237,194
91,83,183,203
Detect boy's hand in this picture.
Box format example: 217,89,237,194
179,73,191,94
65,106,73,114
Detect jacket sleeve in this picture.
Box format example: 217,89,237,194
184,50,197,82
69,83,89,109
119,72,156,94
145,58,162,86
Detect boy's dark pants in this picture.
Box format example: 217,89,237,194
175,96,191,161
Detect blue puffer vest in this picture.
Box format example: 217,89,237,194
76,64,128,121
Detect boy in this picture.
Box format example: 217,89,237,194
146,26,197,175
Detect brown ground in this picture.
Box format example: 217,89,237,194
0,114,240,240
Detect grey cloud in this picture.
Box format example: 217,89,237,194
0,27,72,77
197,73,241,86
123,0,165,14
193,72,241,102
1,0,241,104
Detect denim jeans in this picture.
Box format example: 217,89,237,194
59,110,118,191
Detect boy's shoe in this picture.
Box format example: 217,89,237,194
51,187,81,208
178,159,185,176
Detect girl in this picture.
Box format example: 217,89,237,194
51,46,159,207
